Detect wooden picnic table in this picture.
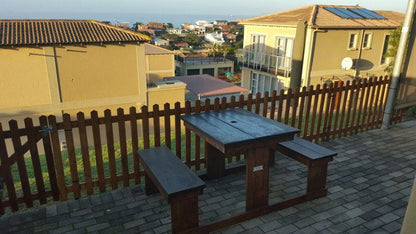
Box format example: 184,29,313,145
181,108,299,211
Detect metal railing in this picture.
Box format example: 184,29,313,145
237,49,292,77
175,56,233,65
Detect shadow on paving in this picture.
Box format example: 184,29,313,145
1,121,415,233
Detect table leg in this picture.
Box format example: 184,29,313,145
246,148,270,211
206,143,225,179
170,190,200,233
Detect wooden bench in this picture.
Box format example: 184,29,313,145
138,146,206,233
275,137,336,198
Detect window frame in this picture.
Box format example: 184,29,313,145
362,32,373,49
348,33,359,50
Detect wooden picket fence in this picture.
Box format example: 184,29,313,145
0,76,402,214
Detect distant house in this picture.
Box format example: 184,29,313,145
223,32,237,43
153,38,169,46
167,28,184,34
165,74,248,101
0,20,185,118
213,20,228,26
205,32,225,44
175,42,189,48
175,55,234,77
145,44,175,83
238,4,404,94
147,22,164,29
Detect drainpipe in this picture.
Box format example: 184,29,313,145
354,29,365,78
382,0,416,128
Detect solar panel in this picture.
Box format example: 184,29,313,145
337,8,364,19
348,8,386,19
324,7,352,18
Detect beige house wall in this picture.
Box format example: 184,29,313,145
0,47,53,109
0,43,149,119
147,82,186,109
243,25,297,54
146,54,175,83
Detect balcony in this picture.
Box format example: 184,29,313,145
237,49,292,77
175,55,233,65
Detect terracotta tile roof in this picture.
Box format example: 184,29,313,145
165,74,249,97
0,19,151,47
239,5,404,29
144,43,174,55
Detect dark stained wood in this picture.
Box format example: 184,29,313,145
48,115,67,201
297,87,306,133
214,98,220,111
332,82,343,139
284,88,292,125
246,147,269,211
39,116,59,201
104,110,117,190
185,101,192,167
315,84,327,142
376,76,388,127
77,112,93,195
9,120,33,207
262,91,269,117
230,96,236,109
0,123,18,211
164,103,171,149
344,81,355,136
366,78,377,131
291,88,299,127
171,190,200,233
174,102,182,159
153,105,161,147
350,80,360,135
309,85,320,141
278,137,337,161
24,118,47,204
362,78,372,132
270,90,277,120
323,84,334,141
194,101,201,170
206,143,225,179
138,147,205,233
129,107,140,184
254,92,261,114
302,86,314,139
91,111,106,192
277,89,284,122
63,114,81,199
221,97,227,110
238,94,245,109
338,81,349,138
141,106,150,149
356,79,366,133
181,109,299,154
247,93,253,112
117,108,129,187
371,77,382,129
138,146,205,200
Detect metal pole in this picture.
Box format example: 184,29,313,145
382,0,416,128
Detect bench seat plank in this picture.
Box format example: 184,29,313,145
138,146,205,200
278,137,336,161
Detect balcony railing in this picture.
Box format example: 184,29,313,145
237,49,292,77
175,56,232,65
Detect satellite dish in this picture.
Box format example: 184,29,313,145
341,57,353,70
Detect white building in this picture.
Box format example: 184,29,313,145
205,32,225,45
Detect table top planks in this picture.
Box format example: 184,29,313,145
181,108,300,154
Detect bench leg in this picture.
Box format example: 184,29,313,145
206,143,225,179
269,150,275,167
307,161,329,198
170,190,199,233
144,172,158,195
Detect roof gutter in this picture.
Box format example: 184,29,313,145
382,0,416,128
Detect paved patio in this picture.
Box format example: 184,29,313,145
1,120,416,234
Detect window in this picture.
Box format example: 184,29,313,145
187,69,200,75
250,72,284,95
348,33,358,49
202,68,214,76
363,33,372,49
380,35,390,64
250,34,266,62
275,36,294,68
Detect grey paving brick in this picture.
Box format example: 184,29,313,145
86,222,110,232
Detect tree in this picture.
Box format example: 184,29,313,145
384,26,401,74
182,33,203,47
160,33,180,42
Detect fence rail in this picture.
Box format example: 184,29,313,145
0,76,402,214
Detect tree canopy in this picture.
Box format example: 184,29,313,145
182,33,203,47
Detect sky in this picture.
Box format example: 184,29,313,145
0,0,410,22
